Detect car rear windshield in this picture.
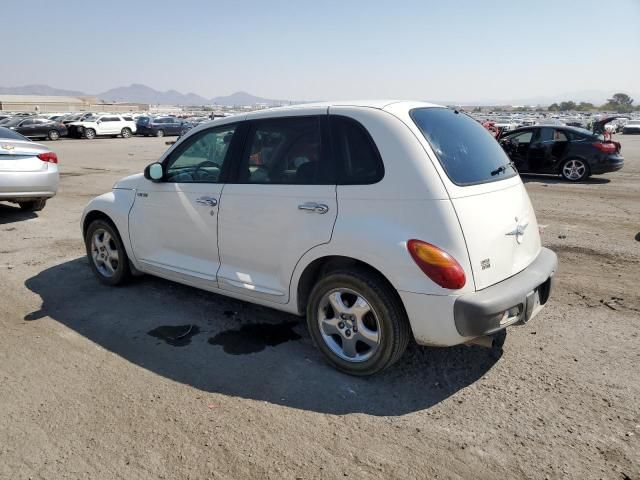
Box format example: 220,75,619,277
410,108,517,186
0,126,29,141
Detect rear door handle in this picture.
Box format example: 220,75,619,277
298,202,329,214
196,196,218,207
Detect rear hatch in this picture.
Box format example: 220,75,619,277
410,107,541,290
448,182,541,290
0,139,49,172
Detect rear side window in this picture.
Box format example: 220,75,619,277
411,108,516,186
237,116,332,185
330,116,384,184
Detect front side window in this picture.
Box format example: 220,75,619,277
164,125,236,183
238,116,331,184
411,108,516,185
537,128,554,143
330,116,383,184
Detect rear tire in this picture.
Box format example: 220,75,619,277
155,129,165,138
47,130,60,141
18,199,47,212
560,158,589,182
306,268,410,376
84,128,96,140
121,127,132,138
85,219,131,286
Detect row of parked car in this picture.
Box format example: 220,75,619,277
0,112,202,141
474,113,640,135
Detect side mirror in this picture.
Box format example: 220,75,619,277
96,120,102,124
144,162,164,182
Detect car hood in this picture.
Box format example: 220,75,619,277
113,173,144,190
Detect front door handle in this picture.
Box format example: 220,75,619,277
298,202,329,214
196,196,218,207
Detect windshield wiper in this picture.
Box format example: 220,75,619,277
491,161,515,176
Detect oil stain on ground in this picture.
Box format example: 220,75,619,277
148,324,200,346
208,321,301,355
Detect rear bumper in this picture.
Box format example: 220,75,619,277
136,126,153,135
453,248,557,337
0,168,59,199
591,155,624,174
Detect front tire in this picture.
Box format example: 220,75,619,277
47,130,60,141
560,158,589,181
84,128,96,140
85,219,131,286
306,268,410,376
155,129,165,138
121,127,132,138
19,199,47,211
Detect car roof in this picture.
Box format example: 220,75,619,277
183,100,446,137
243,100,443,119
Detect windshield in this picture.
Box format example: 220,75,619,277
411,108,517,186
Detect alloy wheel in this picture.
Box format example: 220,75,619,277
562,159,586,181
91,228,120,277
317,288,381,362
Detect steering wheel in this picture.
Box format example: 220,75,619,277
193,160,221,180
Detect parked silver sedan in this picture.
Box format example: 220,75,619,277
0,127,59,211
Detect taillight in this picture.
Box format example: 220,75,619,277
407,239,466,290
37,152,58,164
593,142,616,154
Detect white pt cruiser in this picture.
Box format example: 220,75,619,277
82,101,557,375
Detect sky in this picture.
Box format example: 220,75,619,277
3,0,640,103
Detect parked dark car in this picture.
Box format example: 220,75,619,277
136,116,191,137
1,116,67,141
499,126,623,181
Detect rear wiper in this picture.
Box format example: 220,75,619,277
491,161,515,176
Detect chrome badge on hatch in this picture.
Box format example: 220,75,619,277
506,216,529,244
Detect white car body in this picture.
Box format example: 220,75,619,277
0,134,59,207
69,115,137,138
82,100,557,372
622,120,640,134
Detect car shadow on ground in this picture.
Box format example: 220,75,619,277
24,258,500,416
0,203,37,224
521,174,610,185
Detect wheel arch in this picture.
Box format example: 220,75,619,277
294,254,407,321
82,209,113,237
81,190,138,267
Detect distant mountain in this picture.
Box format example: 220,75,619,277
96,84,286,106
98,84,209,105
0,84,85,97
2,84,636,107
210,91,285,106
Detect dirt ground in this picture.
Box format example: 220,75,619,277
1,133,638,480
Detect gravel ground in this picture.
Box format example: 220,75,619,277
0,134,638,480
